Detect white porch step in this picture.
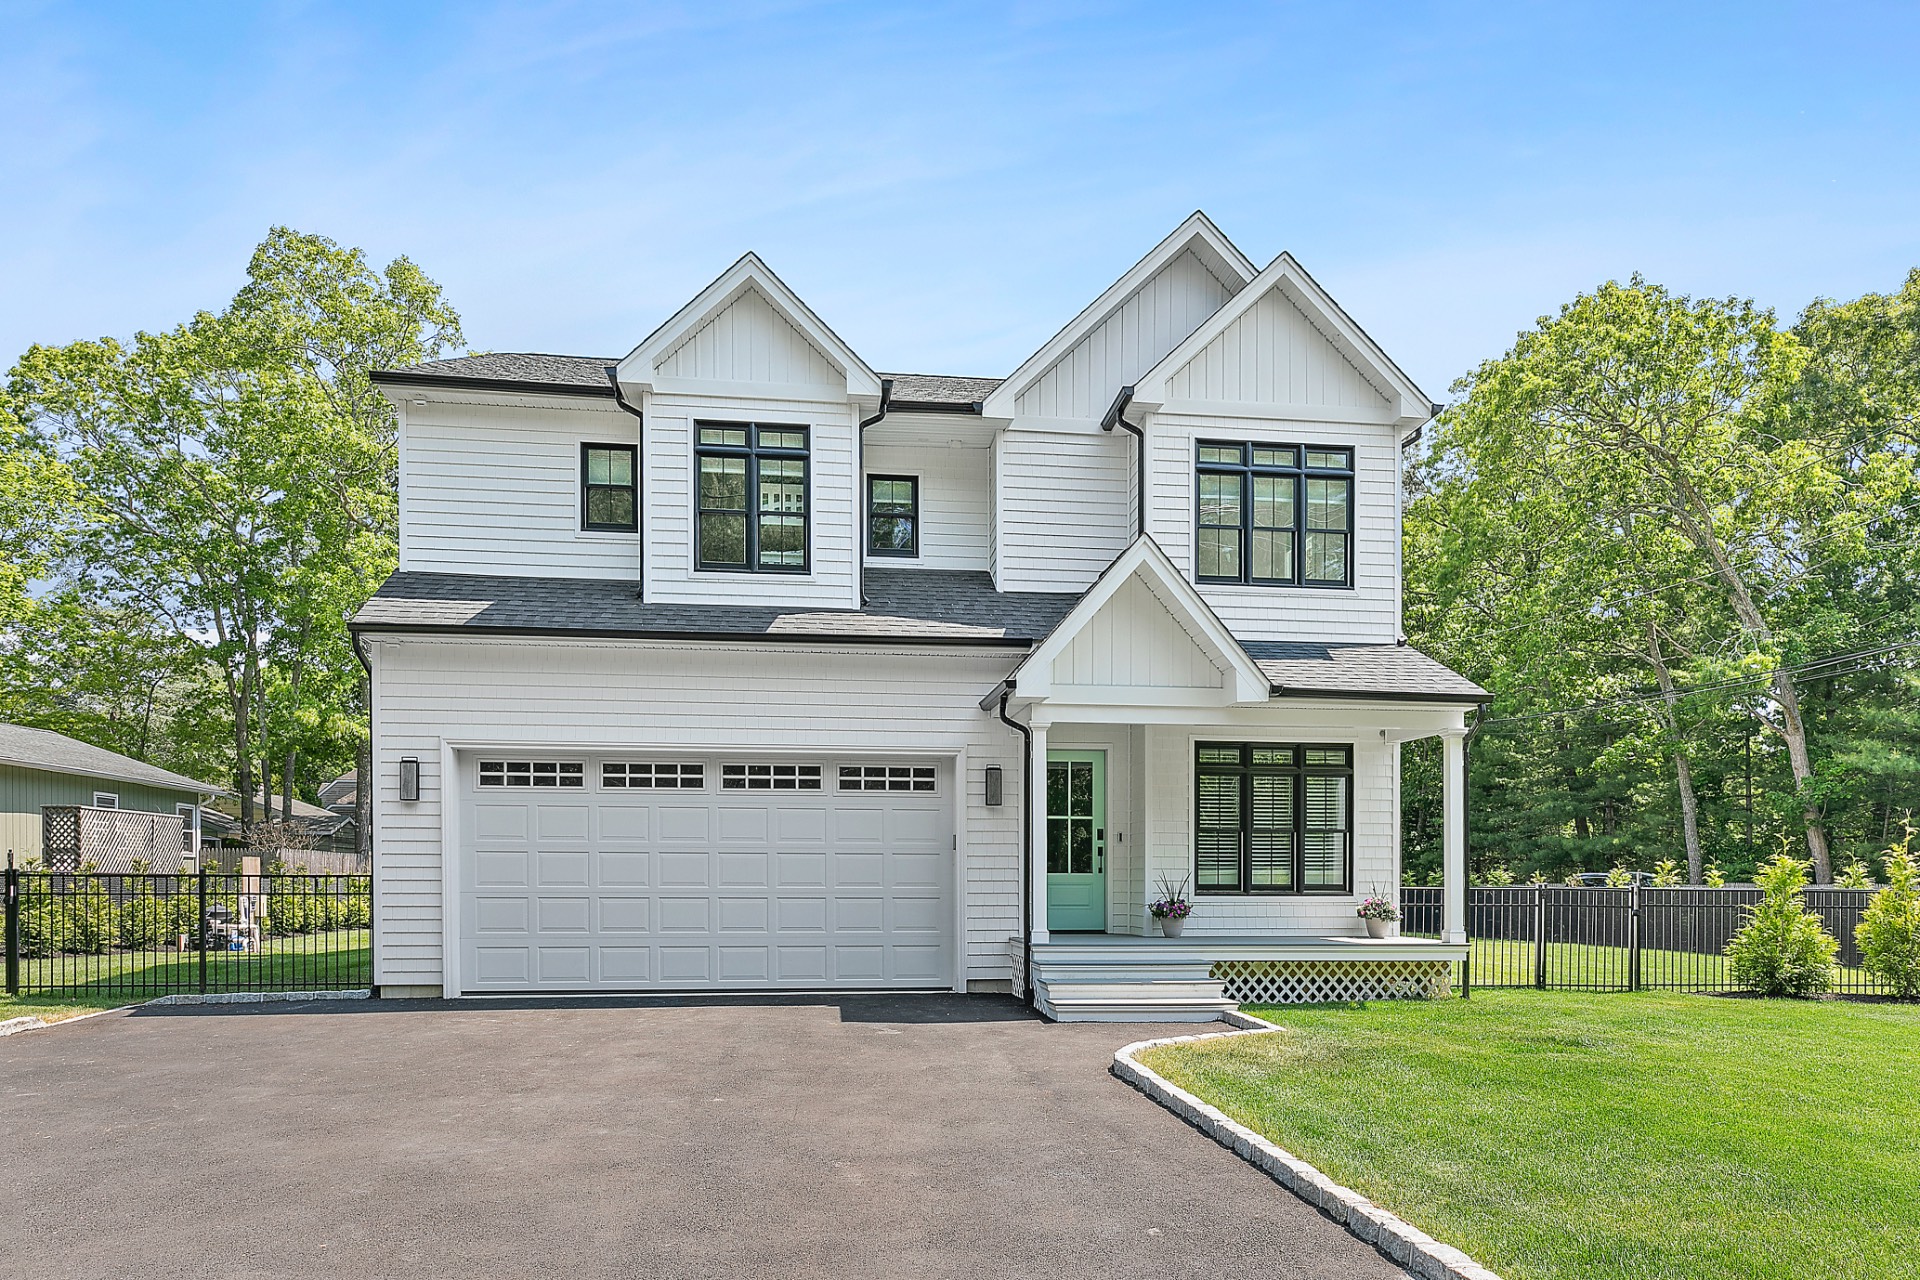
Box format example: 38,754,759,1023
1029,969,1238,1022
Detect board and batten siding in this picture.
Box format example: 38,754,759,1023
861,442,990,572
641,393,860,608
992,428,1132,594
367,637,1027,994
656,286,846,388
398,397,639,579
1145,415,1401,644
1165,285,1391,410
1139,724,1396,936
1048,576,1224,691
1014,249,1236,421
1,763,198,863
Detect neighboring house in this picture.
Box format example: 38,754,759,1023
353,213,1486,1018
201,791,360,861
318,770,357,819
0,722,222,870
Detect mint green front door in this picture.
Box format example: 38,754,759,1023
1046,751,1107,932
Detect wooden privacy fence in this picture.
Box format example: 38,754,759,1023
1402,885,1894,994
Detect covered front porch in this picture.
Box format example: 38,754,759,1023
984,539,1483,1021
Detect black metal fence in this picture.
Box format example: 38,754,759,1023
1402,885,1894,994
4,867,372,998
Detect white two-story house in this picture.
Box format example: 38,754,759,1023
353,213,1484,1019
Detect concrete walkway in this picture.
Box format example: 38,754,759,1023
0,995,1404,1279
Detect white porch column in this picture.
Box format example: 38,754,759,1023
1029,719,1050,945
1441,727,1468,945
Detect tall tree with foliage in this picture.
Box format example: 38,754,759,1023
5,228,461,836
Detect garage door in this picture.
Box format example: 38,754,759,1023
458,754,953,992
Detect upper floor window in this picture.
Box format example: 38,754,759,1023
581,444,638,532
867,474,919,558
1194,442,1352,588
697,423,809,573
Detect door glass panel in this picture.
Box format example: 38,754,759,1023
1047,817,1070,874
1048,760,1099,876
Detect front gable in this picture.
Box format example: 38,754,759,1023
1130,253,1432,426
1010,537,1270,707
618,253,883,402
982,213,1257,423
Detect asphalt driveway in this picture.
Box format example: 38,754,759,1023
1,995,1404,1280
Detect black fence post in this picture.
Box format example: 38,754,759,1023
5,852,18,997
1534,883,1547,989
1629,883,1643,993
197,865,209,995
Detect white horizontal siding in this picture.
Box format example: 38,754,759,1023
1015,250,1234,421
1146,416,1400,643
369,638,1026,992
1140,726,1395,935
398,401,639,579
643,394,859,607
992,429,1131,593
862,442,990,571
658,286,842,387
1169,285,1389,410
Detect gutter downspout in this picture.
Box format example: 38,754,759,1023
856,379,895,606
995,682,1037,1013
350,629,378,998
1100,385,1144,538
608,367,646,602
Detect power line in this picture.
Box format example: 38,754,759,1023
1476,638,1920,728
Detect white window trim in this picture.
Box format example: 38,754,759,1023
92,791,119,809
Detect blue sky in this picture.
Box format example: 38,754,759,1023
4,1,1917,399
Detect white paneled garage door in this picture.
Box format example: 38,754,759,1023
457,754,953,992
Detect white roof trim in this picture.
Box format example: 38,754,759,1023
1129,252,1434,424
618,252,883,400
980,212,1258,420
1003,536,1270,705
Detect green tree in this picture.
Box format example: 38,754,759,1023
1726,854,1839,997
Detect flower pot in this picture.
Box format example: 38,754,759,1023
1364,917,1391,939
1159,916,1186,938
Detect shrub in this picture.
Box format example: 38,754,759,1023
118,892,170,950
1651,859,1683,887
1726,854,1838,997
1604,864,1635,888
1704,861,1727,887
1856,828,1920,1000
1837,859,1876,889
1478,863,1515,886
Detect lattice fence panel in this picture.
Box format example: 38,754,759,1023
1210,959,1454,1004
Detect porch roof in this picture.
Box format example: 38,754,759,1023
1244,642,1489,704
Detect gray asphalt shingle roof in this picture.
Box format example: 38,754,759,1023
1242,642,1489,703
352,569,1079,643
0,722,226,795
369,354,1002,412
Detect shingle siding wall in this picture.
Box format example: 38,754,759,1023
368,637,1025,992
992,428,1132,594
862,442,991,572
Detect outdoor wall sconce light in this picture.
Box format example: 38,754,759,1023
984,765,1003,807
399,757,420,803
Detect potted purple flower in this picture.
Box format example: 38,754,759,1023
1357,896,1399,939
1149,876,1193,938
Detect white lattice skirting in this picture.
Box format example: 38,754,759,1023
1210,959,1454,1004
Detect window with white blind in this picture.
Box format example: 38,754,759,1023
1194,743,1351,894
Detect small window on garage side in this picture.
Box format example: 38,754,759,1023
867,475,918,557
582,444,638,532
478,761,585,788
838,765,937,792
92,791,120,809
721,763,823,791
603,762,705,790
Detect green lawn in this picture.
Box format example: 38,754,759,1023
1138,990,1920,1280
4,929,370,1025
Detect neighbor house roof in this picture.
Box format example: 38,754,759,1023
351,568,1081,645
0,722,227,796
370,354,1001,414
1242,642,1489,703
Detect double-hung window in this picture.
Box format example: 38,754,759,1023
1194,443,1352,587
581,444,638,531
1194,743,1351,894
696,423,809,572
867,475,918,557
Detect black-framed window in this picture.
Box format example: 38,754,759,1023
582,444,638,531
1194,743,1351,894
1195,442,1352,587
696,423,809,572
867,474,919,557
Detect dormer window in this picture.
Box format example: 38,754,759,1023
1195,442,1352,588
581,444,638,532
697,423,810,572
